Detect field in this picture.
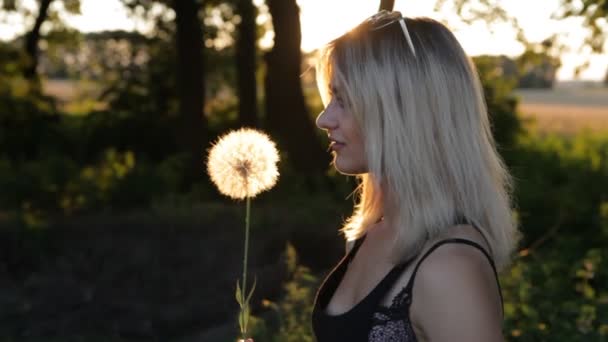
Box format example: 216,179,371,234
43,79,608,135
515,85,608,136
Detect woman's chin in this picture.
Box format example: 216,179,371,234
333,156,365,175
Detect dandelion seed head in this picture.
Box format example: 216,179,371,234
207,128,280,199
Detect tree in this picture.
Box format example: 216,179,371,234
264,0,329,179
0,0,83,161
558,0,608,54
435,0,607,75
1,0,81,82
516,49,561,89
172,0,207,183
236,0,258,127
23,0,54,80
121,0,207,183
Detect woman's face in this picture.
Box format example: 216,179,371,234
316,80,367,175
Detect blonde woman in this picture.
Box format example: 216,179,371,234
311,11,521,342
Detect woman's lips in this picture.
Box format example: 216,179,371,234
330,141,345,151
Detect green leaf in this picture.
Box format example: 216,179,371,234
245,275,257,304
236,279,243,306
238,309,245,334
243,304,250,333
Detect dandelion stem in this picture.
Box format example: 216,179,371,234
241,195,251,339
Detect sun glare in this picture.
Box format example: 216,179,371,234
0,0,604,80
297,0,377,52
295,0,606,80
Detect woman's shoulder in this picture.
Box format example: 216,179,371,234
411,225,498,291
432,223,492,252
409,224,499,297
406,224,504,340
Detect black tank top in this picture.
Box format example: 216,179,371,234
311,217,504,341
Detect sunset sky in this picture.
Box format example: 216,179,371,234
0,0,606,80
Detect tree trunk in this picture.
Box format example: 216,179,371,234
236,0,258,128
24,0,53,80
264,0,329,178
172,0,207,184
378,0,395,11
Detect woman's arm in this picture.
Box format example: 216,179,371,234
409,243,504,342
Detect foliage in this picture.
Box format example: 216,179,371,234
459,56,608,339
516,49,562,89
500,130,608,340
0,43,61,161
502,245,608,340
472,55,523,150
511,131,608,246
0,150,189,226
249,242,319,342
435,0,606,76
558,0,608,53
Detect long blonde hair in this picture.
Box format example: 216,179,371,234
316,16,521,271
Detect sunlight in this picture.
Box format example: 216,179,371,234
296,0,606,80
66,1,138,32
0,0,605,80
297,0,378,51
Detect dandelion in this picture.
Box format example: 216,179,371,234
207,128,279,200
206,127,280,341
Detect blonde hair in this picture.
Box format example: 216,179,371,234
316,16,521,271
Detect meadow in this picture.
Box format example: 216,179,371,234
516,85,608,136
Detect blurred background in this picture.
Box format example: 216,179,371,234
0,0,607,341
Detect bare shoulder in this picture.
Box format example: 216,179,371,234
409,226,504,341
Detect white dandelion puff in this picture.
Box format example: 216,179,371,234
206,128,280,200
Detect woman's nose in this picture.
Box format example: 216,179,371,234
316,108,337,131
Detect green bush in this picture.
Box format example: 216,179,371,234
0,150,191,227
500,130,608,340
249,243,319,342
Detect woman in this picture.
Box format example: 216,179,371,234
311,11,521,341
